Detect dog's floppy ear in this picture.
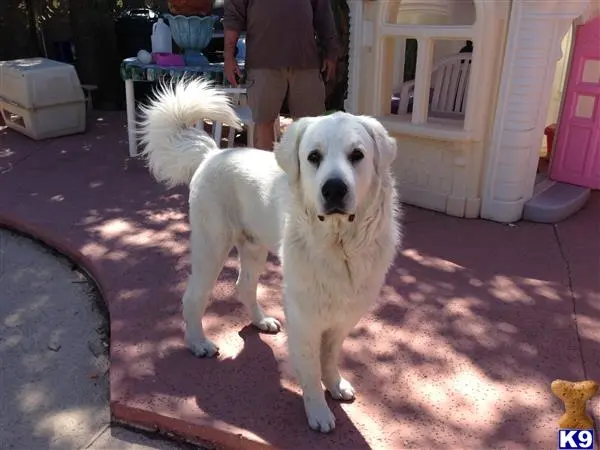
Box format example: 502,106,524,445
356,115,397,174
274,117,315,182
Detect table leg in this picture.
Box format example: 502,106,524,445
125,79,137,157
213,121,223,148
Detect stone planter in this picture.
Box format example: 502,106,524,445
164,14,219,66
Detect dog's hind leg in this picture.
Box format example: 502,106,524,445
236,240,281,333
182,224,231,358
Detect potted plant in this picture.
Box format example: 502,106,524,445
167,0,213,16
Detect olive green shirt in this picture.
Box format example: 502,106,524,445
223,0,340,70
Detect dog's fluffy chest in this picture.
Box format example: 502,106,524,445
281,219,394,310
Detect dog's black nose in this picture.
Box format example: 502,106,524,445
321,178,348,204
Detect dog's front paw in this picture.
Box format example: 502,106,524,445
305,400,336,433
186,338,219,358
253,316,281,333
327,377,356,401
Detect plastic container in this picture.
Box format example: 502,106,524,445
0,58,86,140
151,18,172,54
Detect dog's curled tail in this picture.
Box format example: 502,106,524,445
138,78,242,188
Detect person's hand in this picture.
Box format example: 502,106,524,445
321,58,336,82
224,56,242,87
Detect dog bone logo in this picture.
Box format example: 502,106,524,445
551,379,598,429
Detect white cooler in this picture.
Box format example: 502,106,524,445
0,58,86,140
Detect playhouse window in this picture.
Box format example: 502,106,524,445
387,36,473,128
379,0,477,137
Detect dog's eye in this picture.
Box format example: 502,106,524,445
307,150,322,166
349,149,364,164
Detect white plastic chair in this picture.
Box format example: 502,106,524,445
396,53,472,119
213,87,281,148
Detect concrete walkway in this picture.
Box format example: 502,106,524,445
0,228,192,449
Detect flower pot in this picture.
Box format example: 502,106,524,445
168,0,213,16
164,14,219,66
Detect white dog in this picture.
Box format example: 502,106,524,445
139,79,402,433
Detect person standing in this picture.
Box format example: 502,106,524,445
223,0,340,150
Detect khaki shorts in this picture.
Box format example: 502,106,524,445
246,68,325,123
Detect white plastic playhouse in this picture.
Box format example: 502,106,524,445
343,0,600,223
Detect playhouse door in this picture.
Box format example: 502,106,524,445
550,17,600,189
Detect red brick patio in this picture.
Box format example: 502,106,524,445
1,112,599,449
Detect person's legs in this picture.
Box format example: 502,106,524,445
247,69,287,150
287,69,326,120
255,123,276,151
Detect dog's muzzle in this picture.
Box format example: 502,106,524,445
318,178,354,222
